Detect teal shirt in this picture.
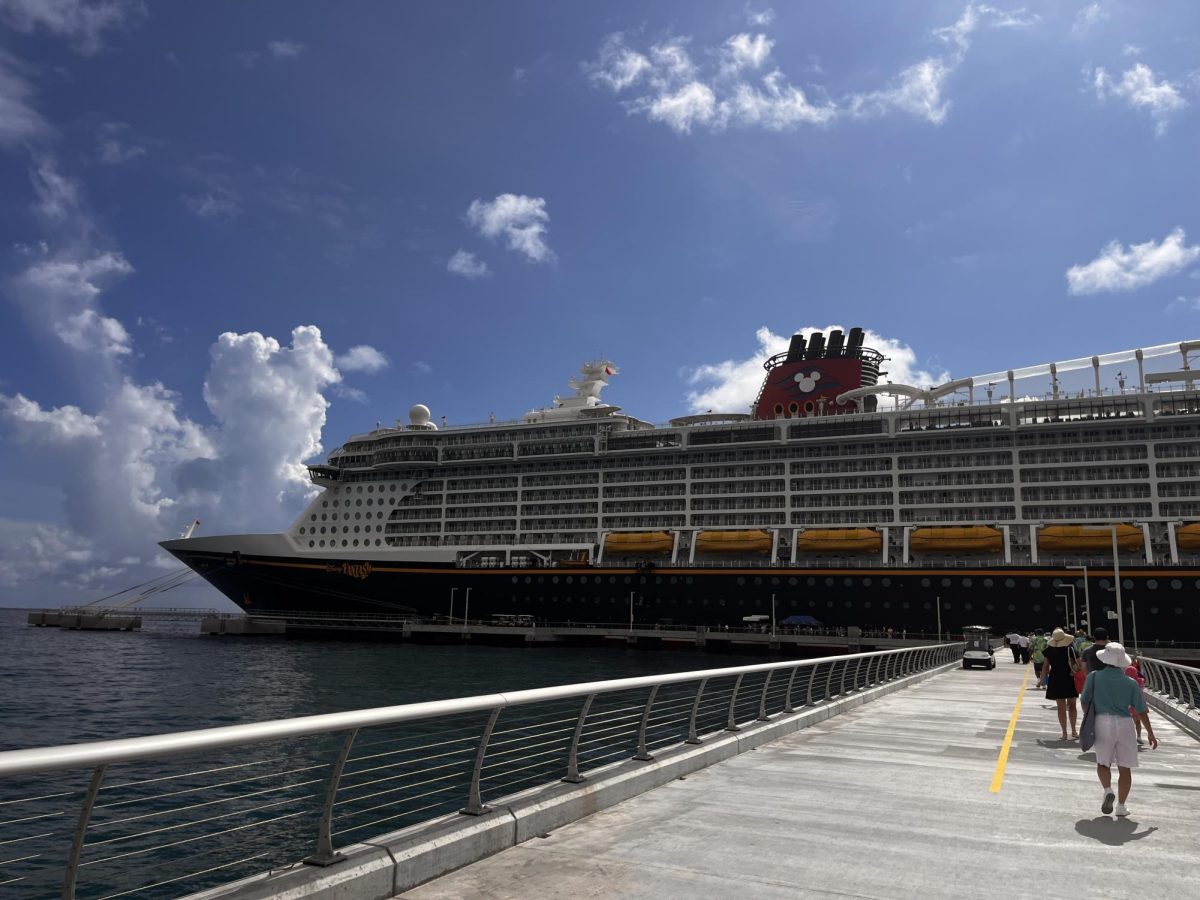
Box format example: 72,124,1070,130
1082,667,1147,718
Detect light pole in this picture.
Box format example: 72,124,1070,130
1066,565,1090,634
1055,593,1069,627
1110,526,1125,647
463,587,472,635
449,587,457,624
1056,583,1077,628
629,591,635,633
936,595,942,642
771,593,776,638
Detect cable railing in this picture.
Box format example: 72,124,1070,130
0,644,963,899
1138,657,1200,728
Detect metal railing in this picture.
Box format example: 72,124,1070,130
1138,657,1200,725
0,644,963,899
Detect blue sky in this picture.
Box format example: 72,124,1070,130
1,0,1199,602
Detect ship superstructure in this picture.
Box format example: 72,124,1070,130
163,332,1200,636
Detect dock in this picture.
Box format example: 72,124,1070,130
404,658,1200,899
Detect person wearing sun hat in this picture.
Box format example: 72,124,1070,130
1081,642,1158,817
1041,628,1080,740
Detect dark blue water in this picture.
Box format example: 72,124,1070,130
0,607,774,752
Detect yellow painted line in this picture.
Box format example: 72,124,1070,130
990,665,1032,794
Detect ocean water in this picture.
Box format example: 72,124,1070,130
0,607,773,752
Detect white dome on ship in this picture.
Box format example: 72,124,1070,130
409,404,433,428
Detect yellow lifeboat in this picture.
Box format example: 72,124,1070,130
1038,524,1142,552
1177,523,1200,550
796,528,881,554
695,530,773,554
910,526,1003,554
603,532,673,555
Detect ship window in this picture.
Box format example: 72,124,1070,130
940,578,950,588
353,526,360,533
983,578,993,588
863,601,871,609
1147,579,1158,590
1032,604,1041,612
1005,578,1016,588
308,540,314,547
843,577,853,587
902,602,910,609
1171,580,1182,590
375,539,381,546
921,578,931,588
962,578,972,588
321,514,327,521
322,501,328,507
881,578,891,587
686,576,694,585
825,577,834,587
964,603,972,610
341,540,348,546
754,577,763,586
298,527,305,534
923,602,931,610
1150,606,1159,615
367,485,373,492
1123,579,1133,590
310,515,316,521
511,576,518,584
353,539,359,546
788,577,797,586
1030,579,1041,589
565,576,573,584
1176,607,1184,615
862,578,872,587
356,486,363,493
356,499,362,506
807,578,815,586
737,577,746,586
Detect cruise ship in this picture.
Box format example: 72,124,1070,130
163,328,1200,638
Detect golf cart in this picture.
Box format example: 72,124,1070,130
962,625,996,670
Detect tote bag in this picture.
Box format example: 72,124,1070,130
1079,703,1097,752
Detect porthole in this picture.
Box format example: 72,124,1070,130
322,501,328,507
862,577,872,587
321,514,327,521
537,576,544,584
375,539,381,546
922,602,931,610
356,499,362,507
565,576,573,585
754,577,763,586
355,513,361,520
806,578,816,587
737,577,746,586
1099,579,1111,590
639,576,647,585
319,540,325,547
845,601,853,608
843,577,853,587
1123,579,1133,590
964,603,972,611
525,576,532,584
881,577,891,587
552,576,559,584
686,576,694,585
308,540,314,547
1147,579,1158,590
353,526,360,533
1032,604,1041,612
1030,579,1041,589
985,603,994,611
921,578,931,588
1150,606,1159,615
882,601,890,608
623,576,631,584
1175,607,1184,615
983,578,993,588
670,576,678,585
341,540,348,547
310,514,316,521
609,576,617,585
352,539,359,547
299,527,305,534
941,578,951,588
1005,578,1015,588
902,601,910,609
863,601,871,609
1008,604,1016,611
356,486,363,493
367,485,374,492
827,600,834,607
1171,579,1183,590
825,577,834,587
319,527,326,534
788,577,798,587
962,578,972,588
771,577,780,586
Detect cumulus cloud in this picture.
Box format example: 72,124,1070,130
587,4,1036,134
684,326,949,414
183,189,241,219
96,121,144,164
0,0,144,55
466,193,554,263
335,344,389,374
0,520,96,588
1067,228,1200,295
1070,2,1109,37
746,7,774,27
0,52,47,147
1091,62,1187,135
446,248,491,279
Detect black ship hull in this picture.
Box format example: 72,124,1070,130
171,547,1197,640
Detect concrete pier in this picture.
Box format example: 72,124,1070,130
403,659,1200,899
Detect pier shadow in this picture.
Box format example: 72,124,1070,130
1036,738,1078,749
1074,817,1158,845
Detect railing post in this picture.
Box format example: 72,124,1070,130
867,653,878,687
686,678,709,744
758,670,774,721
562,694,596,783
837,659,847,697
305,729,359,866
806,664,818,706
852,657,864,692
462,706,502,815
783,665,798,713
63,764,107,900
633,685,660,761
726,674,745,731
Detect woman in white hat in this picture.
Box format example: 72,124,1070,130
1041,628,1079,740
1080,642,1158,817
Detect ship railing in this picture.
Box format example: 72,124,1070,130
0,644,964,899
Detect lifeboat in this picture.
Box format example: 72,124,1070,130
1177,523,1200,550
603,532,673,555
796,528,881,554
1038,524,1142,552
910,526,1003,554
695,530,772,554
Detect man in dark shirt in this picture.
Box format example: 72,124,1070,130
1082,627,1109,673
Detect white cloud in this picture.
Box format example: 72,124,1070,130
0,393,100,440
724,33,773,71
0,52,47,146
588,4,1035,134
0,0,144,55
12,250,135,357
53,307,132,356
267,39,305,59
1070,2,1109,37
446,248,491,279
1091,62,1187,135
1167,294,1200,313
746,7,774,27
1066,228,1200,295
183,189,241,218
685,326,949,413
413,360,432,374
335,344,389,374
0,520,95,588
466,194,554,263
96,121,144,164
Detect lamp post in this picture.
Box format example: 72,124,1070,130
1109,526,1125,647
1066,565,1090,634
1057,583,1077,628
449,587,457,625
936,595,941,642
1055,593,1069,627
771,593,776,638
629,591,635,633
463,587,472,635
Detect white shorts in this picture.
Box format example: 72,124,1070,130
1094,714,1138,769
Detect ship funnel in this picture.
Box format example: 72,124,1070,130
846,327,864,355
785,333,807,362
826,329,844,356
804,332,826,359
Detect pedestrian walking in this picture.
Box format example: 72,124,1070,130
1042,628,1079,740
1124,661,1150,745
1081,627,1109,672
1029,629,1049,687
1081,642,1158,817
1015,632,1029,663
1006,631,1022,663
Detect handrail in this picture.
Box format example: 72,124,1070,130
0,646,945,778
